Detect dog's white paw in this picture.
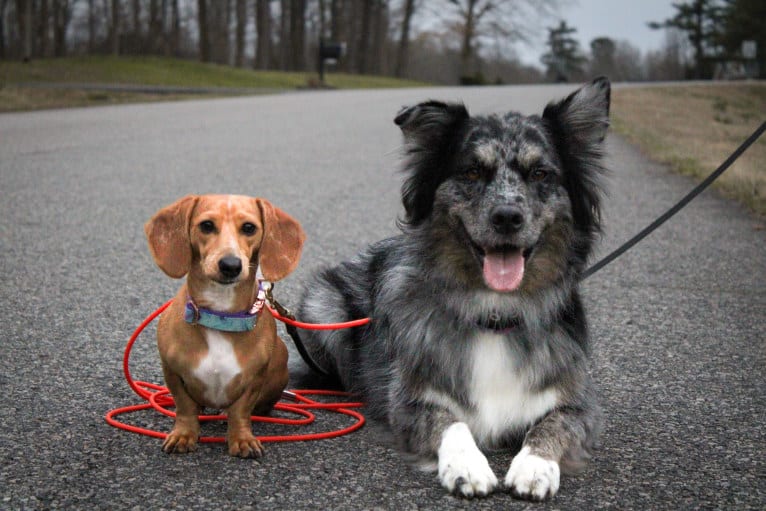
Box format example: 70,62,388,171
504,447,560,501
438,422,498,498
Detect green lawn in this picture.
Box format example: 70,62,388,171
0,55,426,90
0,55,427,112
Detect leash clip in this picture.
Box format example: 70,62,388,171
265,284,295,320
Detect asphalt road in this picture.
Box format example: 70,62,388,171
1,85,764,511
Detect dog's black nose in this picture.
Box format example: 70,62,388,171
218,256,242,279
490,205,525,234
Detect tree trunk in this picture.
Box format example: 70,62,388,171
198,0,209,62
235,0,245,66
279,0,289,70
289,0,305,70
329,0,342,41
0,0,7,59
149,0,162,54
38,0,49,57
329,0,346,70
15,0,32,61
110,0,119,55
395,0,414,77
317,0,326,39
461,0,478,77
355,0,372,74
254,0,271,69
51,0,71,58
170,0,180,56
87,0,95,52
370,0,387,75
132,0,140,36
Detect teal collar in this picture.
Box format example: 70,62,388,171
184,282,267,333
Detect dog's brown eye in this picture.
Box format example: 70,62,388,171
463,168,482,181
241,222,257,235
529,169,549,182
199,220,215,234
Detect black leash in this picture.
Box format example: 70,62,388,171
286,121,765,375
583,120,765,279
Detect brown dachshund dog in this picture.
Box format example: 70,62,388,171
145,194,305,458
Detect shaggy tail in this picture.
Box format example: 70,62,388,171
295,261,373,388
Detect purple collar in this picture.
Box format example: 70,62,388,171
184,282,267,332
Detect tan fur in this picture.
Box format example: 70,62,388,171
144,194,305,457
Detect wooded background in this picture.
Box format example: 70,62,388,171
1,0,763,84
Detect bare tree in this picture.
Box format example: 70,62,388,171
254,0,272,69
234,0,246,66
329,0,343,42
369,0,388,75
148,0,163,53
86,0,96,52
198,0,210,61
645,28,688,81
170,0,180,56
108,0,118,54
15,0,32,60
132,0,140,37
0,0,9,58
278,0,288,69
289,0,306,70
443,0,558,80
53,0,72,57
355,0,371,73
37,0,49,56
395,0,416,77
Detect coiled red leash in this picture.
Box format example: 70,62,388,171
105,299,365,444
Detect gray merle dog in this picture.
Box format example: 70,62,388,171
298,78,610,501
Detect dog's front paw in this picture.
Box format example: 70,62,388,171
438,423,498,498
228,433,264,459
162,429,199,454
504,447,560,501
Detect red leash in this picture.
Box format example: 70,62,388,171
105,299,366,444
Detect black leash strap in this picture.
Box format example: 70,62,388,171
285,322,332,377
583,120,765,279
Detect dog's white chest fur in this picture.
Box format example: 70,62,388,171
468,333,558,444
193,330,241,408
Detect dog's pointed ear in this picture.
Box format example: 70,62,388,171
543,77,611,251
543,76,610,150
144,195,199,279
255,198,305,282
394,100,469,146
394,100,470,225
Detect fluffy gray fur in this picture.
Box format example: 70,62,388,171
298,78,611,501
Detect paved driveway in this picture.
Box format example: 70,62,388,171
0,85,763,510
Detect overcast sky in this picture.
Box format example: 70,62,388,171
514,0,678,66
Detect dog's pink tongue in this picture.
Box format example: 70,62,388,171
483,250,525,292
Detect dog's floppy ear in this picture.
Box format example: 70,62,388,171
543,77,610,244
144,195,199,278
394,100,470,225
255,198,306,282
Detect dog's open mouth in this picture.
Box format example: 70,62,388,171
471,242,535,292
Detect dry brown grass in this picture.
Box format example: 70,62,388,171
611,83,766,216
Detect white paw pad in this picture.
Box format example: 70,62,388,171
438,423,498,498
504,447,560,501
